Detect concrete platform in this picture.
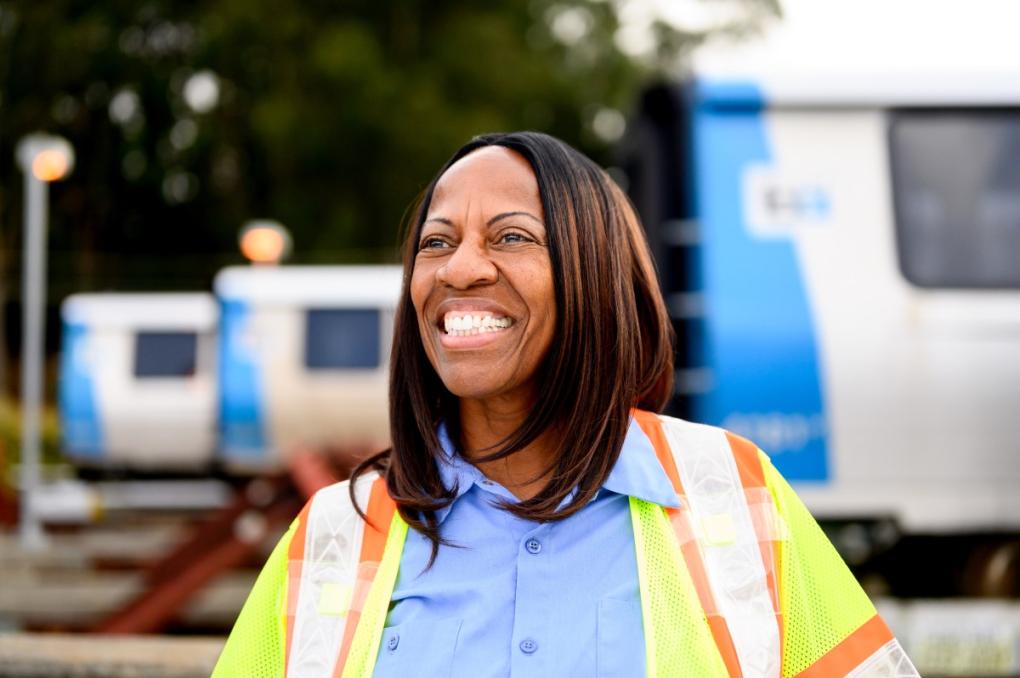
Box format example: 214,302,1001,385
0,633,225,677
0,569,255,630
0,521,279,631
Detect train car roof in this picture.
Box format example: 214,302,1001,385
691,0,1020,107
62,293,217,329
689,73,1020,109
214,265,403,307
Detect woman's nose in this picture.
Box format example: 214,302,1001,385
437,238,497,289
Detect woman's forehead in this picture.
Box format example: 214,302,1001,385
431,146,541,208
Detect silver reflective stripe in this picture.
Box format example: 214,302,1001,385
847,639,921,678
287,473,374,678
658,415,781,678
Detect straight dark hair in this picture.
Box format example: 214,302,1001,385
352,131,673,559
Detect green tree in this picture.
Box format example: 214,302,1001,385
0,0,778,295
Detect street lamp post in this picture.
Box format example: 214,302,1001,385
15,133,75,549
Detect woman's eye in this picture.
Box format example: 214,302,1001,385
419,237,449,250
499,231,530,245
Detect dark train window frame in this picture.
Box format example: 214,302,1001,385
888,107,1020,290
133,331,198,378
304,307,381,370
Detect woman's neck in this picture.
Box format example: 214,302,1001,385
458,397,556,501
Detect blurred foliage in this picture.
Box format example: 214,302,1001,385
0,0,779,294
0,398,62,488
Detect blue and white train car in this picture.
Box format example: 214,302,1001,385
623,74,1020,536
59,293,219,470
215,265,403,471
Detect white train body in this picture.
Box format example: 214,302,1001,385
59,294,219,470
214,265,402,470
626,72,1020,534
735,84,1020,532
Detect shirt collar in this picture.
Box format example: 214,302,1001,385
602,417,682,509
433,422,485,524
431,415,681,524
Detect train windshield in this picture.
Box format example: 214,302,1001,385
890,109,1020,288
305,308,380,369
134,331,198,378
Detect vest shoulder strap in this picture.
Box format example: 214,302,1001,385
635,410,784,678
285,471,396,678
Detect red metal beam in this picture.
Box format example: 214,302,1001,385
92,482,300,634
91,448,354,634
142,476,291,589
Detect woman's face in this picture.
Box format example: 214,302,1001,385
411,146,555,407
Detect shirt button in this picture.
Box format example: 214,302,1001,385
525,538,542,555
387,633,399,652
519,638,538,655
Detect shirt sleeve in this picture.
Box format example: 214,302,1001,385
760,451,920,678
211,517,296,678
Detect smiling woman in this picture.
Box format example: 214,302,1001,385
394,139,671,529
213,133,919,678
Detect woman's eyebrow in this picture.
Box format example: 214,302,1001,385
487,211,543,227
424,212,544,228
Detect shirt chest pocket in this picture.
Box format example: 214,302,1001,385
373,617,463,678
597,597,645,678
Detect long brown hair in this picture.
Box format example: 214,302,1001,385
352,132,673,559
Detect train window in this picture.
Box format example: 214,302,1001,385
890,110,1020,288
305,308,380,370
134,332,197,378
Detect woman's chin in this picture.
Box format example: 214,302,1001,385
438,373,533,407
442,382,506,402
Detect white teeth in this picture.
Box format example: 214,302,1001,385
442,312,514,336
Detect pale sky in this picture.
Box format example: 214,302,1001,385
690,0,1020,76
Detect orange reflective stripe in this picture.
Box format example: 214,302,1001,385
284,500,313,675
725,432,784,657
668,508,743,677
726,431,766,488
706,616,743,678
634,409,743,678
634,409,684,492
795,614,894,678
359,476,397,563
331,475,396,678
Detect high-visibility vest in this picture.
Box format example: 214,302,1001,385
213,411,919,677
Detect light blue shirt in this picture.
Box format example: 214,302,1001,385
374,418,681,678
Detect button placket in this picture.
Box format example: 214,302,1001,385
510,524,553,675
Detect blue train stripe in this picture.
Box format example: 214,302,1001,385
218,299,268,461
58,323,104,458
690,80,829,481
